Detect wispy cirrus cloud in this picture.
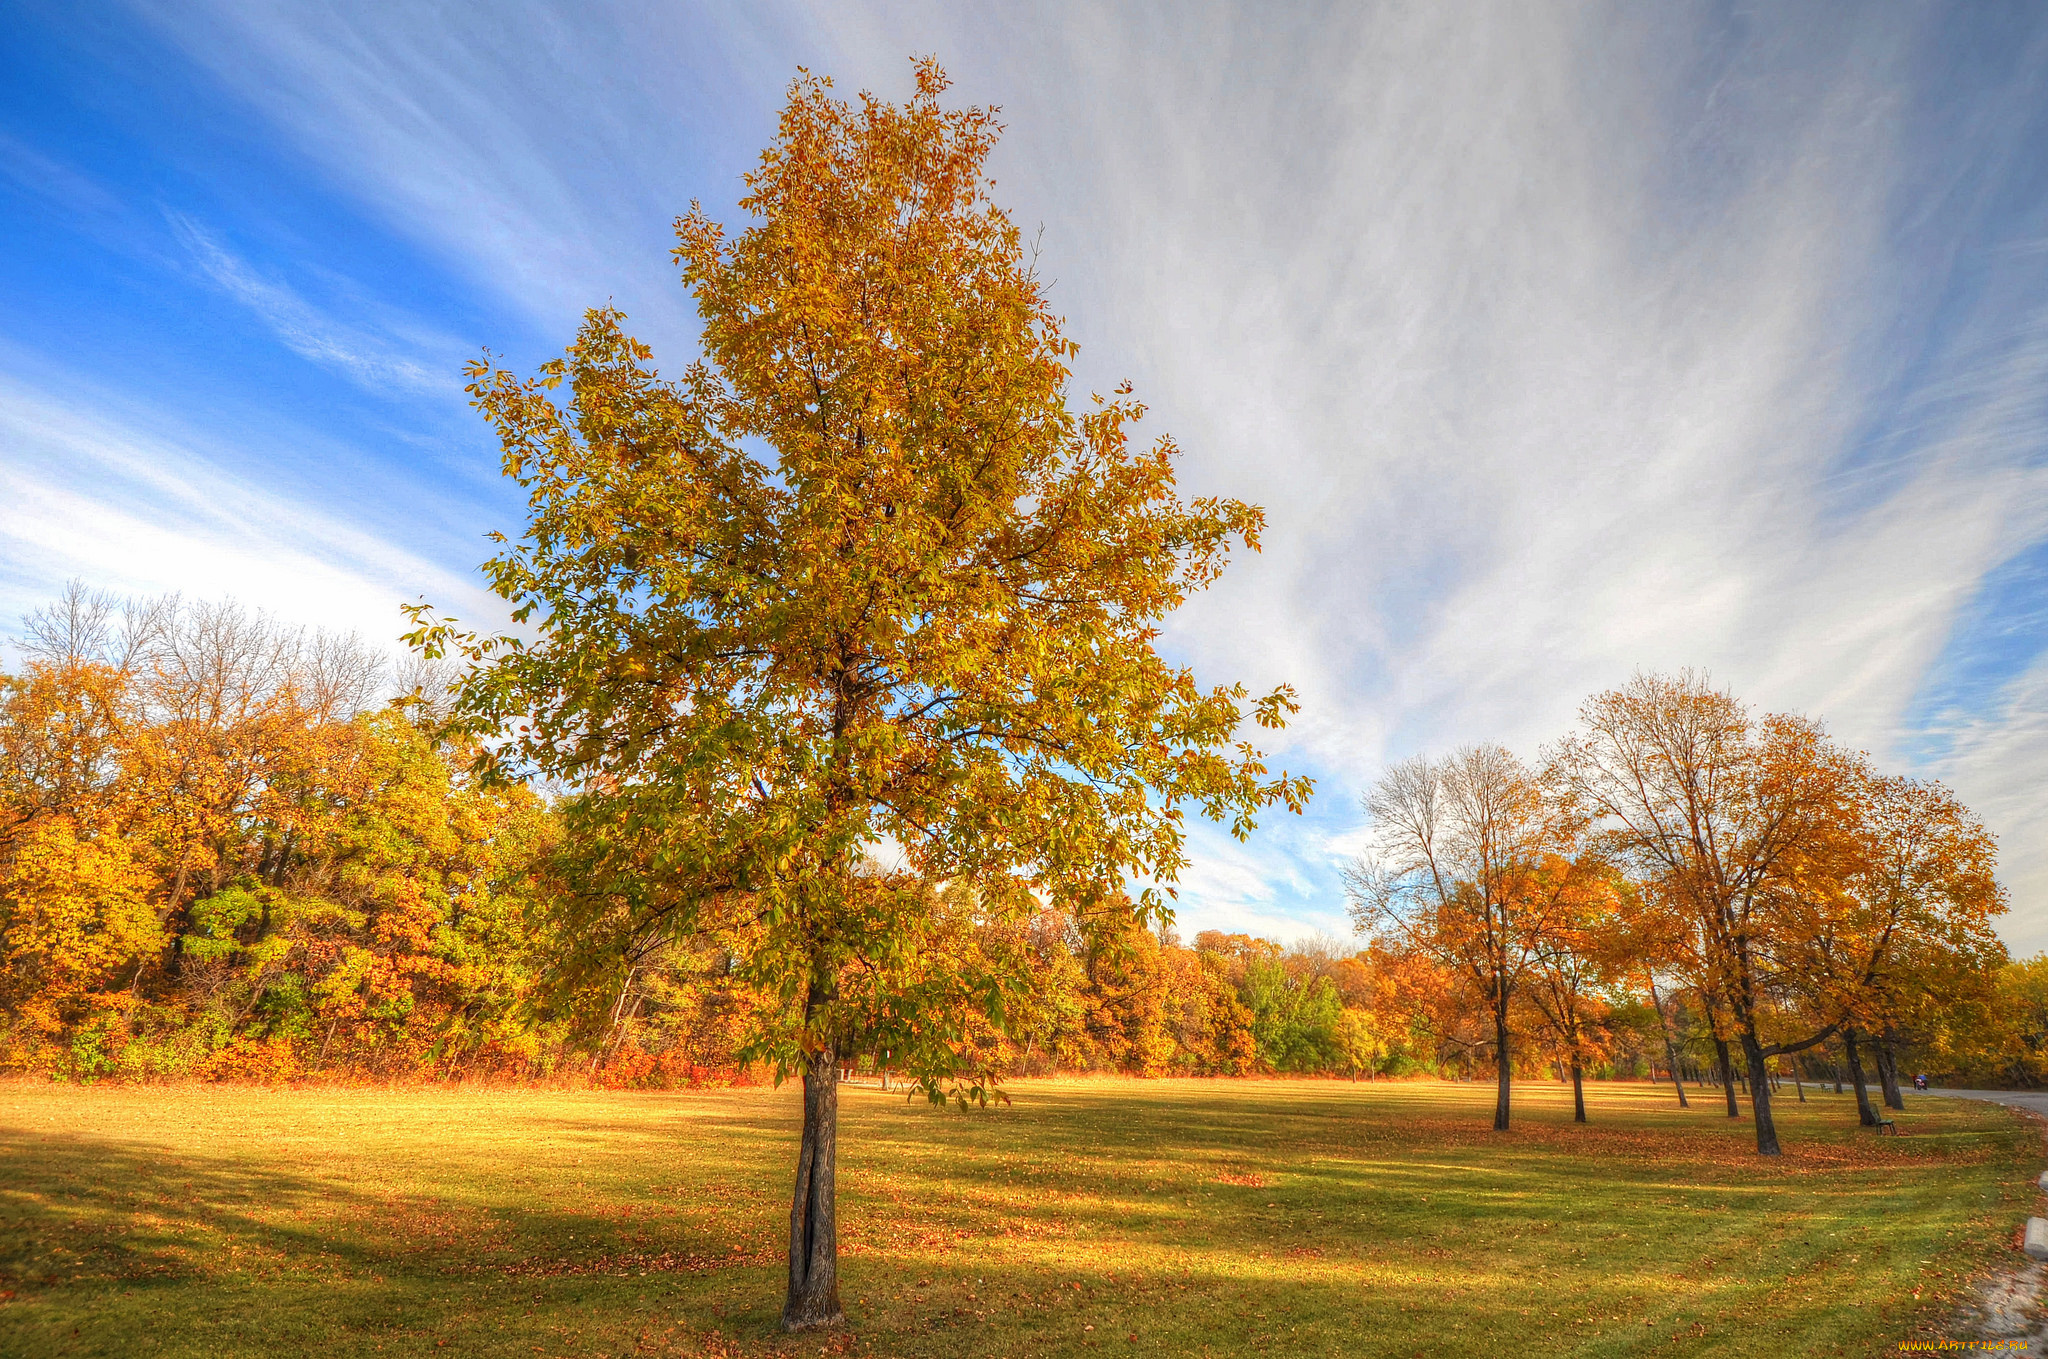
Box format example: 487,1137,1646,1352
134,0,786,347
1933,656,2048,948
0,129,124,220
934,4,2048,945
0,369,500,650
166,212,462,394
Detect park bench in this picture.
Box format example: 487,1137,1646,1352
1875,1117,1897,1135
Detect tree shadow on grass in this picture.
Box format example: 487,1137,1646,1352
0,1118,794,1296
0,1122,797,1358
0,1125,395,1293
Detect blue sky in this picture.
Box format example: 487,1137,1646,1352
4,2,2046,950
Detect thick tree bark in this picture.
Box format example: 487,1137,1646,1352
1570,1061,1585,1123
1493,1007,1512,1132
1843,1028,1879,1127
783,1048,844,1331
1739,1030,1781,1156
1647,977,1689,1108
1714,1037,1740,1118
1875,1036,1905,1111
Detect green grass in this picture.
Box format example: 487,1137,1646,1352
0,1077,2035,1357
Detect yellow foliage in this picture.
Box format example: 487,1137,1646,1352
1,817,162,1003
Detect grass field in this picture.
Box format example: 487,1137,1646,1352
0,1077,2037,1358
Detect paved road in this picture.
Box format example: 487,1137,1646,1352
1932,1088,2048,1120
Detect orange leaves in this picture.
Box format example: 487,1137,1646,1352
1346,745,1597,1093
401,62,1320,1320
197,1034,302,1084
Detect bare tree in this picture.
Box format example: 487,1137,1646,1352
302,629,386,722
1345,744,1590,1131
1522,869,1620,1124
18,580,174,676
388,652,461,724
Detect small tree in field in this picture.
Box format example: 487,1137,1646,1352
408,63,1307,1331
1345,745,1591,1131
1522,860,1623,1123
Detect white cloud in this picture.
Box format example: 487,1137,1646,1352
1929,657,2048,956
0,372,500,650
963,4,2048,944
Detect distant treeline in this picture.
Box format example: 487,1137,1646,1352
0,585,2037,1091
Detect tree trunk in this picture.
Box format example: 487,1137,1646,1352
1793,1069,1805,1102
1843,1028,1879,1127
1493,1008,1512,1132
1875,1036,1905,1112
783,1048,844,1331
1647,976,1689,1108
162,853,194,978
1570,1061,1585,1123
1714,1037,1740,1118
1739,1030,1781,1156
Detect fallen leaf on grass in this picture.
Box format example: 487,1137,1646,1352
476,1246,779,1279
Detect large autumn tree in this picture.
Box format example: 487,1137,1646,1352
409,62,1307,1331
1552,671,1859,1156
1790,770,2006,1121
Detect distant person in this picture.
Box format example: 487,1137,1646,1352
1914,1073,1929,1091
